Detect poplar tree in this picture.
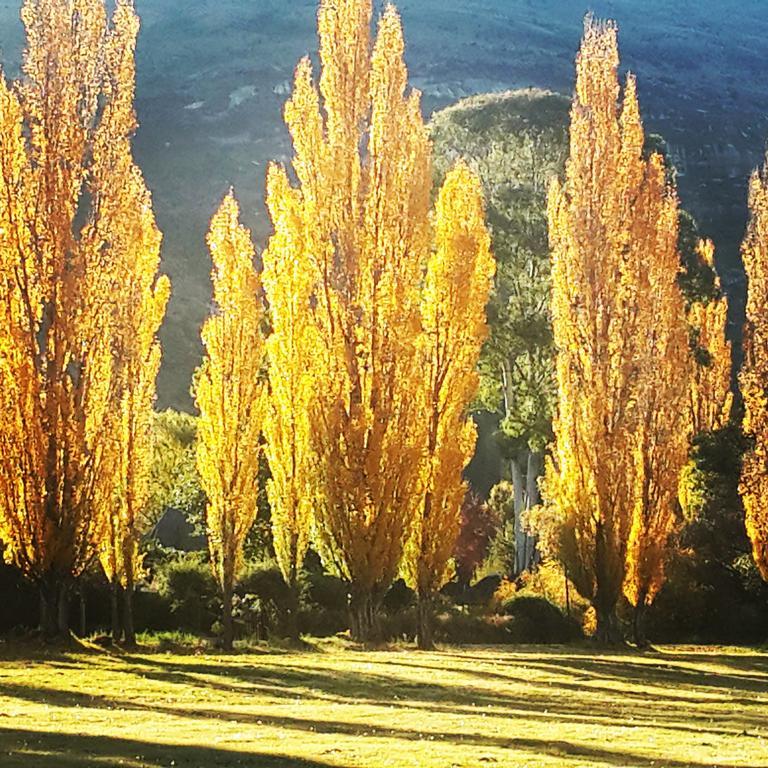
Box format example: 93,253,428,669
403,163,494,650
544,18,691,643
262,167,319,640
0,0,168,636
266,0,431,641
196,193,266,651
740,162,768,581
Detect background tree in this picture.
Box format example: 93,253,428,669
0,0,166,636
403,163,494,649
266,0,431,642
431,91,569,573
195,193,267,651
740,161,768,582
454,493,499,590
543,18,689,643
262,167,318,641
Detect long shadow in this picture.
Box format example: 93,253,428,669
0,726,341,768
0,721,763,768
2,680,765,765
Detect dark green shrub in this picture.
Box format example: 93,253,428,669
298,607,348,637
382,579,415,614
156,551,218,633
501,595,582,643
299,570,348,611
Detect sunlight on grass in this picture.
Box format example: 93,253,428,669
0,644,766,767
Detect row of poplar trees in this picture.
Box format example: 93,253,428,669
195,0,494,650
0,0,494,650
0,0,169,644
2,0,768,651
537,18,768,645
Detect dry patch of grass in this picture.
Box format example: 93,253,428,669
0,642,766,767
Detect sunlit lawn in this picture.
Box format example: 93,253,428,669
0,641,766,767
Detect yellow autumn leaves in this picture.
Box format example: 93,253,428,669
543,19,733,643
195,0,494,646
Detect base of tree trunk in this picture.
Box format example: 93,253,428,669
39,579,73,640
111,584,122,644
122,583,136,648
416,592,435,650
221,586,234,652
349,591,382,645
594,604,624,646
283,582,300,642
632,603,651,649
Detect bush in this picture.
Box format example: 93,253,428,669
155,551,218,633
500,595,582,644
299,570,348,612
237,562,292,638
382,579,415,614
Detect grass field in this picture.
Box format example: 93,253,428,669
0,642,766,767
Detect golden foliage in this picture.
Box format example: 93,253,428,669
543,18,692,627
266,0,432,626
262,167,318,590
688,239,733,436
740,163,768,581
403,162,494,598
196,193,266,601
0,0,167,592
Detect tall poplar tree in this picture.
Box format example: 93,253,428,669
544,18,691,643
740,161,768,581
262,167,319,640
403,163,494,650
196,193,266,651
265,0,431,641
0,0,168,636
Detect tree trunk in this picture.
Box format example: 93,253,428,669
122,578,136,648
595,604,622,645
39,583,59,638
57,583,71,638
221,584,234,652
284,580,300,642
78,584,87,637
416,590,435,650
633,602,649,649
349,590,380,644
510,457,526,575
524,451,543,569
110,582,122,644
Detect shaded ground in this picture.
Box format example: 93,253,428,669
0,643,766,767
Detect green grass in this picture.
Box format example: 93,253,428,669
0,642,766,767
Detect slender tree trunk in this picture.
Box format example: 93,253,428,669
284,579,300,642
122,578,136,648
57,583,71,638
78,584,87,637
510,457,526,575
633,602,649,649
524,451,543,569
110,582,122,643
221,583,234,652
416,589,435,650
39,582,59,638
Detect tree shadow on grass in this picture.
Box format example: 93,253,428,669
0,727,341,768
0,723,763,768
